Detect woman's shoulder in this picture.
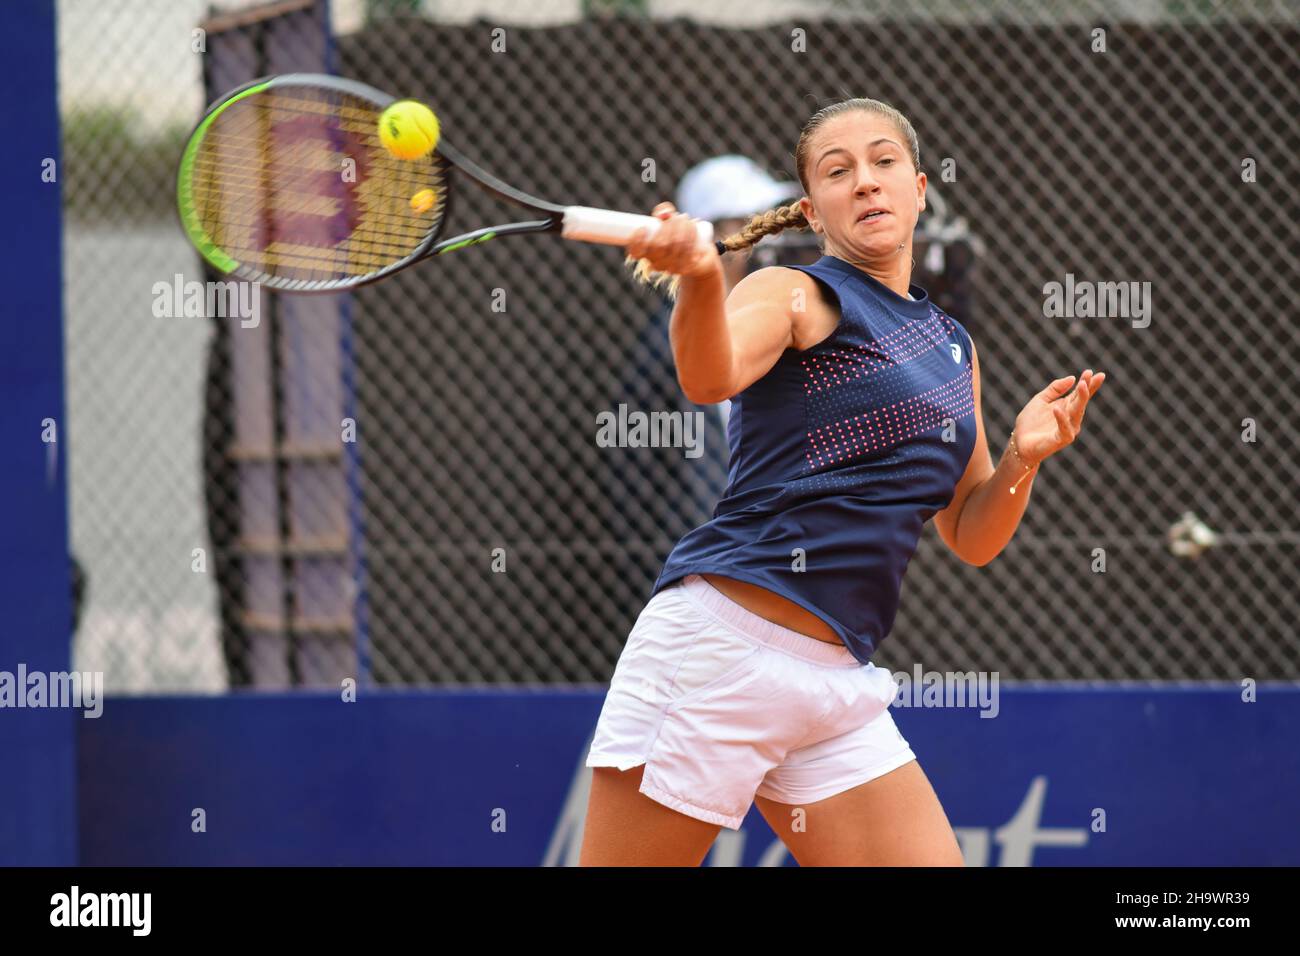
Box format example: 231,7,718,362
728,264,824,299
728,266,840,351
929,302,974,341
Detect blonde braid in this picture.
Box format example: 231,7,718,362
721,200,810,253
625,199,811,301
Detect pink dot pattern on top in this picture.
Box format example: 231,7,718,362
801,309,975,472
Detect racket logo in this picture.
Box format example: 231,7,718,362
250,115,371,252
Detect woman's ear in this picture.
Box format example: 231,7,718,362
799,196,821,235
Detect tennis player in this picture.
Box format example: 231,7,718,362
580,97,1105,867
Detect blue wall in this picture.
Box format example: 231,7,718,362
0,0,76,867
77,686,1299,866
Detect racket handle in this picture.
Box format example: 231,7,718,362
560,206,714,249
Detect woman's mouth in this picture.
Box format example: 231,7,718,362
857,210,890,225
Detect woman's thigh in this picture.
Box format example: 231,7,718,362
753,759,964,866
580,764,724,867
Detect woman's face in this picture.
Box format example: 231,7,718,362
800,111,926,268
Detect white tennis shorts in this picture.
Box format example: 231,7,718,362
586,573,916,829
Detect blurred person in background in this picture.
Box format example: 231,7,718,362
603,156,802,608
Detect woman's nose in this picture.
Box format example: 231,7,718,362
853,169,882,194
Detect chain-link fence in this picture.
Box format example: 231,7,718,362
60,0,1300,693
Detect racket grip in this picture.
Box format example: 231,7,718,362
560,206,713,249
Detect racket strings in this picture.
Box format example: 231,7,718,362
200,90,443,253
183,86,447,286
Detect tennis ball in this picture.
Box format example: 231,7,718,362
378,100,440,160
410,188,437,214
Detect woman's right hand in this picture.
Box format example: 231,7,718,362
625,202,721,279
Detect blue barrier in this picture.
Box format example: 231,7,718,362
77,686,1299,866
0,0,76,867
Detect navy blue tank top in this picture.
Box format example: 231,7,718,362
651,254,977,664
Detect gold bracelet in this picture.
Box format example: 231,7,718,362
1007,429,1039,495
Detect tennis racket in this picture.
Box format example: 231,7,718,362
176,72,719,293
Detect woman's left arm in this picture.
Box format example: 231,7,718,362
933,340,1106,567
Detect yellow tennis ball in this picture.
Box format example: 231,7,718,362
378,100,440,160
410,188,437,214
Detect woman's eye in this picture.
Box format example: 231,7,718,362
878,157,895,166
829,168,847,177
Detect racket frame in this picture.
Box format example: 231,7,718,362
177,72,719,295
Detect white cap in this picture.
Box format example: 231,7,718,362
675,155,801,223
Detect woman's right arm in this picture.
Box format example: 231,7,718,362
670,265,804,404
625,201,806,405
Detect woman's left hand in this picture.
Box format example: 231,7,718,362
1013,369,1107,466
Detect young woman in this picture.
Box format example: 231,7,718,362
580,97,1105,867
